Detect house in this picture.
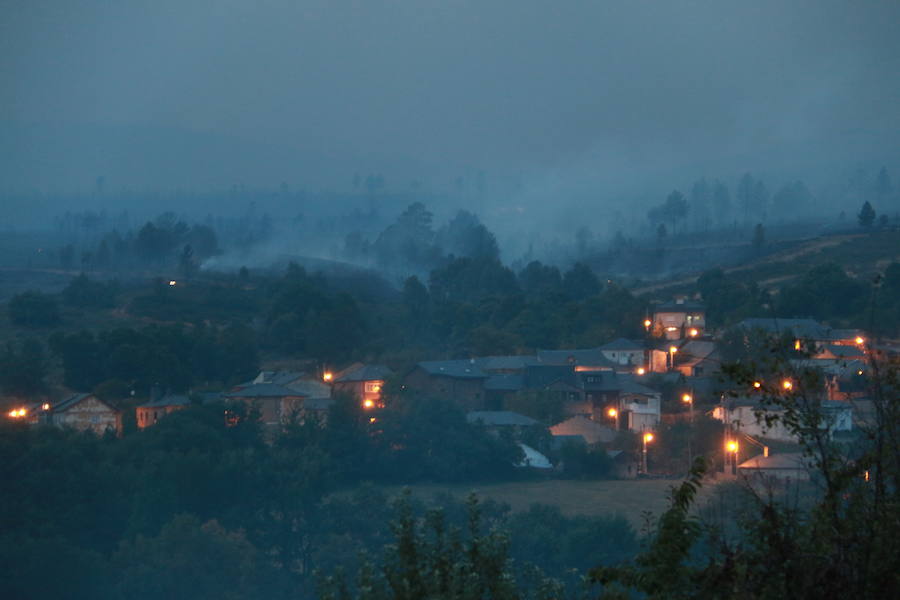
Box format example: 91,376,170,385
404,360,489,410
333,364,392,409
714,397,853,443
249,370,333,398
599,338,645,368
736,317,829,341
790,358,868,401
673,340,721,377
813,344,865,361
738,452,811,482
43,393,122,436
522,364,583,404
607,449,640,479
653,297,706,339
136,393,190,429
648,340,683,373
224,383,310,429
550,415,617,445
736,318,867,352
578,371,662,431
483,373,525,408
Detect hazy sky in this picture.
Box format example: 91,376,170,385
2,0,900,195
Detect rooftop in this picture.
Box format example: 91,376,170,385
138,394,191,408
417,360,487,379
225,383,305,398
598,338,644,351
335,364,393,383
467,411,541,427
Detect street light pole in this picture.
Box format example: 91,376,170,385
682,391,694,467
642,431,654,475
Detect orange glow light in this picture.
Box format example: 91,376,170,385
636,367,646,375
682,393,692,404
753,381,762,389
41,403,50,410
323,371,333,382
782,380,793,390
794,340,801,350
669,346,678,354
607,407,618,418
855,336,864,345
363,399,375,409
168,280,177,286
689,328,699,337
643,319,652,328
643,432,654,443
8,408,27,419
726,440,739,453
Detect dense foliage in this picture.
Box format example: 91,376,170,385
0,398,637,600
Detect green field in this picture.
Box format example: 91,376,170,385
379,477,722,528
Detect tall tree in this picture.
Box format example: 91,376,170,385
858,201,876,227
752,223,765,252
737,172,755,223
690,178,712,231
712,180,731,225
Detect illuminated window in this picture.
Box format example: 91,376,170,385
365,381,383,394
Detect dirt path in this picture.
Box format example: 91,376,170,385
630,234,863,295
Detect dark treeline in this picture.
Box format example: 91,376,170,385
6,251,900,401
0,398,638,600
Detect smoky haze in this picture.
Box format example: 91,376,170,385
2,0,900,238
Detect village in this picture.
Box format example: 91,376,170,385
7,294,885,484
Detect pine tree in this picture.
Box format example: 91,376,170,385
858,201,876,227
752,223,765,251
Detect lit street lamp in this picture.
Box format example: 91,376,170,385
726,439,739,475
607,406,618,430
642,431,654,475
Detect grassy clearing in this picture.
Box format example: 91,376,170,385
378,477,719,528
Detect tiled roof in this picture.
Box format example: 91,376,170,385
536,348,615,368
336,364,393,382
50,393,120,414
138,394,191,408
737,318,829,340
549,416,616,445
225,383,305,398
738,452,811,471
484,374,524,391
823,344,864,358
656,300,705,312
578,371,660,396
474,355,540,371
417,360,487,379
599,338,644,351
467,411,540,427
